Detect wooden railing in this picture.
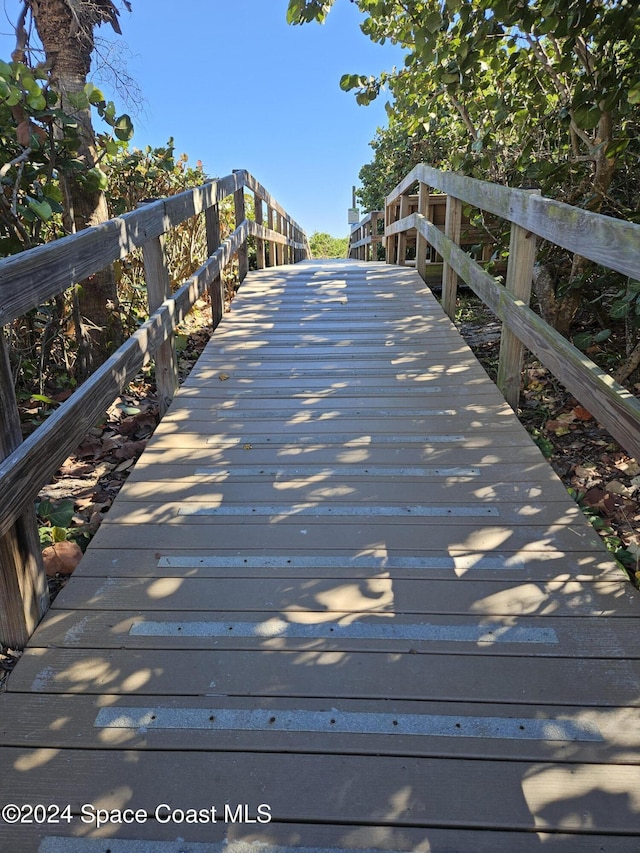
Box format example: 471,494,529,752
348,210,384,260
383,163,640,463
349,194,501,274
0,169,309,648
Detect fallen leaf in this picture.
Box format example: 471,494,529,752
114,458,135,473
574,464,598,479
243,443,253,450
605,479,634,497
42,541,83,577
545,420,571,436
572,405,593,421
615,460,640,477
218,373,230,381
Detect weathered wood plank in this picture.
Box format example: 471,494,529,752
204,201,223,327
441,194,462,317
28,609,640,658
73,547,621,582
141,232,178,415
2,693,639,766
8,647,640,705
100,498,585,528
0,334,47,647
46,575,636,618
2,823,637,853
496,211,539,409
2,748,639,833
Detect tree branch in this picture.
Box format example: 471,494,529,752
447,92,479,141
0,148,33,180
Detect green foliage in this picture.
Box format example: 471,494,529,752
309,231,349,258
0,56,133,256
102,141,240,330
288,0,640,363
288,0,640,214
36,498,75,545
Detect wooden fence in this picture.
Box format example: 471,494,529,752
0,169,309,648
380,162,640,462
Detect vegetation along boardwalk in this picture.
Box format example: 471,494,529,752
1,258,639,852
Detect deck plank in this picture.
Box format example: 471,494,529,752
1,259,638,851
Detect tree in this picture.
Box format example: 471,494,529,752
17,0,133,377
309,231,349,258
288,0,640,339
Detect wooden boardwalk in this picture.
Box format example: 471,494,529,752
1,259,639,852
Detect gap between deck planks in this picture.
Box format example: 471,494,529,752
1,259,639,852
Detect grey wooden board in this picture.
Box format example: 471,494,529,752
1,694,639,765
2,824,638,853
122,461,580,485
8,646,640,706
116,477,575,505
73,547,622,582
28,609,640,658
0,748,639,834
46,574,638,617
129,444,555,466
99,500,584,528
82,518,609,555
183,358,494,374
144,431,545,450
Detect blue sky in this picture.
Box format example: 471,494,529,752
2,1,403,237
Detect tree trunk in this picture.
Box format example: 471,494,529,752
29,0,122,378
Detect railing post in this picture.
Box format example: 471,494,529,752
441,195,463,319
233,172,248,283
204,201,224,327
287,220,293,264
283,218,290,265
254,193,265,270
385,199,396,264
416,182,430,281
277,213,284,266
141,231,179,415
372,212,383,261
266,206,275,267
0,333,48,648
396,193,410,265
497,204,539,410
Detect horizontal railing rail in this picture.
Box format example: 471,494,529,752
383,164,640,464
0,169,308,647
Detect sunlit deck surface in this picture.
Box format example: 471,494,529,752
1,259,639,852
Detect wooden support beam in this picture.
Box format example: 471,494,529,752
233,172,248,282
497,214,539,410
385,202,396,264
441,195,463,319
205,203,224,327
142,234,178,416
396,194,410,265
266,206,275,267
0,333,47,648
254,194,265,270
416,182,430,281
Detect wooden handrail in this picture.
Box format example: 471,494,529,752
382,164,640,461
0,170,308,647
